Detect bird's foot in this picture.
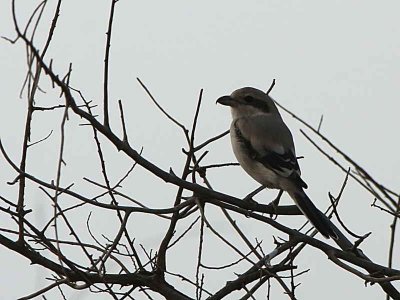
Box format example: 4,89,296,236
268,190,283,218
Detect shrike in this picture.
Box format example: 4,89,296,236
217,87,336,239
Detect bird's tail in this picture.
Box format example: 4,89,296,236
289,190,337,239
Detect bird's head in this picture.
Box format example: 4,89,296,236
216,87,279,119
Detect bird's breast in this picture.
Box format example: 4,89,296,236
230,124,280,189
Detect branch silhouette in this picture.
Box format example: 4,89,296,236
1,1,399,299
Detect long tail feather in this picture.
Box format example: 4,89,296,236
289,191,337,239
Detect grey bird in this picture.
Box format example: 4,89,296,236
217,87,336,239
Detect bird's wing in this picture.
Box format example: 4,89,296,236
234,115,307,188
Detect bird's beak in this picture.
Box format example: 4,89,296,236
216,95,235,106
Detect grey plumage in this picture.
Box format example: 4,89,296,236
217,87,336,239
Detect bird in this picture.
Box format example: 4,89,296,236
216,87,337,239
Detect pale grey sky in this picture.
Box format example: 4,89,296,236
1,1,400,299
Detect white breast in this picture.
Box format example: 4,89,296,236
230,123,280,189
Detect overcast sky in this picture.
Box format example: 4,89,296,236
1,1,400,299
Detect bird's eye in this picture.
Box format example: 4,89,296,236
244,95,254,103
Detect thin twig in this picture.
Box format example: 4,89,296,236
118,100,129,143
103,0,118,128
137,77,189,141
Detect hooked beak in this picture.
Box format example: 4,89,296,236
216,95,235,106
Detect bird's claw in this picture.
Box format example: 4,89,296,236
268,190,283,218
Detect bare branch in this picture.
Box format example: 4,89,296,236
103,0,118,128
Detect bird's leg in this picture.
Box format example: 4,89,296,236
243,185,265,206
271,190,283,207
269,190,283,218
